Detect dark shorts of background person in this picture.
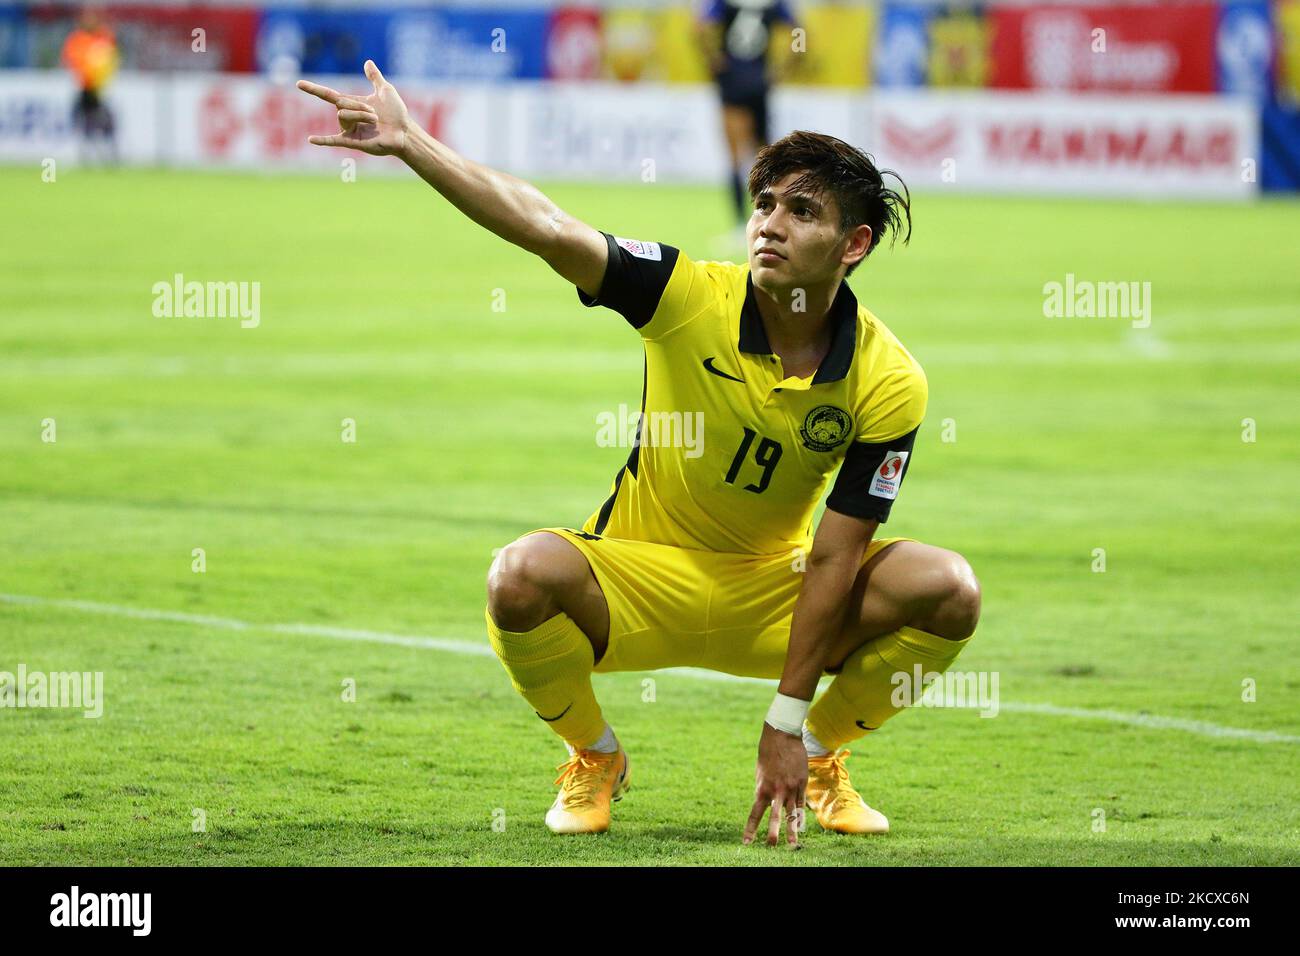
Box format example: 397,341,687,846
715,76,770,147
73,88,114,136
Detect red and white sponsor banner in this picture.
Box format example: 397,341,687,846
991,3,1219,94
25,4,260,72
168,74,492,170
545,8,604,81
0,71,1259,199
871,90,1257,198
105,4,260,72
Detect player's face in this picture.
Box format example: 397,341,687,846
747,172,845,292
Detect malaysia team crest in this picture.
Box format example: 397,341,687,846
799,405,853,452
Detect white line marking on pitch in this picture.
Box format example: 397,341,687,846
4,592,1297,745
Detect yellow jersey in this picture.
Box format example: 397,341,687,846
576,233,927,556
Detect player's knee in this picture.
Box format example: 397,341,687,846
935,554,981,640
485,536,558,632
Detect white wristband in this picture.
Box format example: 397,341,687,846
765,693,810,736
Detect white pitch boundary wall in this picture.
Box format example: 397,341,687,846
0,69,1259,198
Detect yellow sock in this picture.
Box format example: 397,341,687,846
806,625,974,750
485,608,606,749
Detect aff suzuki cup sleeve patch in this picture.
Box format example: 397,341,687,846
576,231,681,330
825,426,920,523
612,236,661,260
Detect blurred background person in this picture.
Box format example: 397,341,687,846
696,0,800,247
61,6,120,164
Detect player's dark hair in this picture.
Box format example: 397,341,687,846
748,130,911,277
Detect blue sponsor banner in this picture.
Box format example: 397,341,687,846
1261,103,1300,190
256,6,548,81
1216,0,1274,100
0,4,26,69
257,10,390,77
875,2,933,89
384,8,547,80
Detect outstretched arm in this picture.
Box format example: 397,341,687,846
297,60,607,298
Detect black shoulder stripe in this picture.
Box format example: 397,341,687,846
576,232,680,330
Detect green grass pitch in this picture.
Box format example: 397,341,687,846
1,165,1297,866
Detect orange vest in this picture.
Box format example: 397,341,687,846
62,29,119,92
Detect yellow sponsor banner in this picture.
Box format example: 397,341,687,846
603,8,661,82
794,3,873,87
660,6,713,83
1280,0,1300,102
600,6,719,84
604,5,872,88
927,7,990,88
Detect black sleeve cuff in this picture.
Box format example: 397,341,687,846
825,426,919,524
573,231,679,330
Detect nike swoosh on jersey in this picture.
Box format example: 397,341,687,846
537,703,573,722
855,720,878,731
702,356,744,383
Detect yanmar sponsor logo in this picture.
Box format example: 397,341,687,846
880,115,958,164
984,122,1237,169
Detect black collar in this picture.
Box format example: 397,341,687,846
739,273,858,384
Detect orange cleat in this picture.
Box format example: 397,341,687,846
805,750,889,835
545,747,631,834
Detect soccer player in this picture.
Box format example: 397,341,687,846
61,7,120,165
299,62,981,847
695,0,800,242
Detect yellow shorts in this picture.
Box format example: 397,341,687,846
533,527,910,680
